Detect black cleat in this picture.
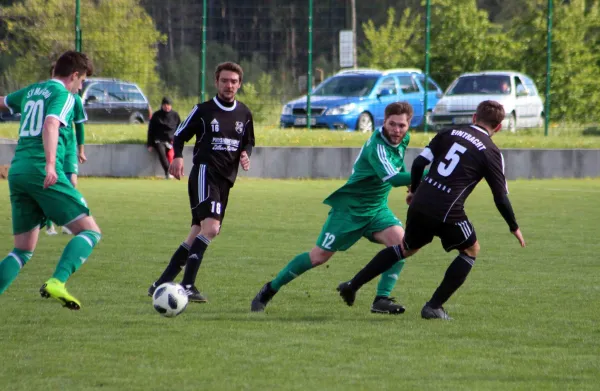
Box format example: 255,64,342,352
337,281,357,306
421,302,452,320
183,285,208,303
251,282,278,312
370,296,406,315
148,282,158,297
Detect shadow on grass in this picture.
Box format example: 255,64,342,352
582,126,600,136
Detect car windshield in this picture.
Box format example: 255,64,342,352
447,75,511,95
312,76,378,97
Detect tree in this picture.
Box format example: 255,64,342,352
0,0,165,96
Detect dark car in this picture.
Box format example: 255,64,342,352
81,78,152,124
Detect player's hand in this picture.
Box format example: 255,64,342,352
405,191,414,205
512,228,526,247
169,157,184,180
78,149,87,164
44,164,58,189
240,151,250,171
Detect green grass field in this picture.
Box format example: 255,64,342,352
1,178,599,390
1,122,600,148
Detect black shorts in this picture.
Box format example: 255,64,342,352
188,164,232,226
403,207,477,252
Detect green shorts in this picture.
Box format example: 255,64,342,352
8,172,90,234
316,207,402,252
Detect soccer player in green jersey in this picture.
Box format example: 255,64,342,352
0,51,101,310
251,102,416,314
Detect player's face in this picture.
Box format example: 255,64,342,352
67,72,86,94
383,114,410,144
216,71,241,102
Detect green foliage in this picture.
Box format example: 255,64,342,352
360,8,423,69
1,0,165,95
237,73,281,126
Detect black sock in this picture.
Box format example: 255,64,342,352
350,246,404,290
155,243,190,285
429,253,475,308
181,235,211,287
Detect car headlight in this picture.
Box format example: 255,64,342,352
433,104,447,114
326,103,357,115
281,105,292,115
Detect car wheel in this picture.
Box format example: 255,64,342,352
357,112,374,133
508,112,516,133
129,113,144,124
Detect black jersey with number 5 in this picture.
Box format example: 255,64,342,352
173,96,255,185
410,125,508,222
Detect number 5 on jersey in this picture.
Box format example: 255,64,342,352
437,142,467,177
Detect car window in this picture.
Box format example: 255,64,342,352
312,75,378,97
514,77,527,96
375,77,397,95
447,75,511,95
522,77,538,96
106,83,147,103
85,84,107,103
417,75,439,92
397,76,420,93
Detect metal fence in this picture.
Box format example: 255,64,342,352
1,0,598,136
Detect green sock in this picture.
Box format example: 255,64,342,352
46,220,53,229
53,230,101,283
270,252,313,291
0,249,33,294
376,259,406,297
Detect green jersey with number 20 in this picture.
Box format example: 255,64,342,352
6,79,76,174
323,127,410,216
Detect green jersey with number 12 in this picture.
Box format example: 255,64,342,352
6,79,76,174
323,128,410,216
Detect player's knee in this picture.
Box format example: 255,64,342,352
309,247,333,266
463,241,480,258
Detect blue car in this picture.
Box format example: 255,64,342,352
280,69,443,131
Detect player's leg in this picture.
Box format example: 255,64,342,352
251,209,363,312
36,174,102,310
421,219,479,320
369,224,407,314
0,175,44,294
179,166,228,302
45,219,58,235
337,208,432,306
148,224,200,296
62,145,79,235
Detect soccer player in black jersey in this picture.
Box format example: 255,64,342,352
337,100,526,319
148,62,255,302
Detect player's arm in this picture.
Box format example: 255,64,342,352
73,95,87,162
484,149,524,245
242,111,255,157
0,97,9,112
2,86,29,114
172,105,202,158
410,132,443,193
43,91,73,187
367,143,411,187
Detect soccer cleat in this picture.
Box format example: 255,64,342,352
337,281,357,306
183,284,208,303
46,225,58,236
370,296,406,315
61,226,73,235
148,282,158,297
421,302,453,320
251,282,277,312
39,278,81,310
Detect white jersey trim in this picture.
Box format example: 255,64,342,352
213,97,237,112
175,105,199,136
377,144,398,181
419,147,434,162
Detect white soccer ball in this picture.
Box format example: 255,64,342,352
152,283,188,317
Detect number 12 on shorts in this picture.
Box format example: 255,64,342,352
210,201,221,215
322,232,335,249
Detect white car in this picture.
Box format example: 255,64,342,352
431,71,544,132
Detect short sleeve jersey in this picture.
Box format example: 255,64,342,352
6,79,76,174
64,94,87,150
323,128,410,216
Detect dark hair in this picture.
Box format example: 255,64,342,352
53,51,94,78
475,100,505,128
215,62,243,82
385,101,413,120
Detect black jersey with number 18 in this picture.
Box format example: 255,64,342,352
410,125,508,222
173,96,255,185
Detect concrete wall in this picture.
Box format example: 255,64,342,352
1,143,599,180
